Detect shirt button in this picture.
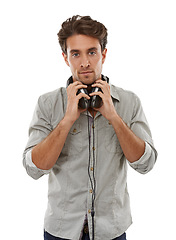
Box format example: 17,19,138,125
92,147,95,151
90,167,94,171
89,189,93,193
73,128,77,133
92,125,95,129
88,209,91,214
108,122,111,125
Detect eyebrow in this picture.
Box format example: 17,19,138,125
70,49,79,54
69,47,98,54
88,47,98,52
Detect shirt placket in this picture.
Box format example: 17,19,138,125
87,116,97,240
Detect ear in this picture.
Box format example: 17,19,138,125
62,52,70,67
102,48,107,64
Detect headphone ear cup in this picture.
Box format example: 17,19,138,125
77,88,90,109
90,87,103,108
66,76,73,87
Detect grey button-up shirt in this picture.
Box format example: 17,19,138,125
23,83,157,240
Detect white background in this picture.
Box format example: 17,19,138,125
0,0,176,239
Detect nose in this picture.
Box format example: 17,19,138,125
80,56,90,68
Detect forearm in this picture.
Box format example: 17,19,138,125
31,81,90,170
110,113,145,163
32,116,74,170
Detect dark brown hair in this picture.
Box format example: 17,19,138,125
57,15,108,54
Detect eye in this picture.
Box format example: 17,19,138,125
89,51,96,56
72,53,79,57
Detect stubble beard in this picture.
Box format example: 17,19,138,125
74,71,100,86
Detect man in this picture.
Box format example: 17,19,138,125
23,15,157,240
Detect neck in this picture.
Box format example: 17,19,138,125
88,108,97,118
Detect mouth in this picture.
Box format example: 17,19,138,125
79,71,93,75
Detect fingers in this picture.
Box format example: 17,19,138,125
67,81,87,94
89,80,110,102
91,80,110,93
92,79,109,86
89,91,104,98
70,81,88,90
77,92,90,100
67,80,110,106
67,81,90,101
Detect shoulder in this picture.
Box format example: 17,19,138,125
110,84,140,103
38,87,67,104
34,87,67,126
36,87,67,118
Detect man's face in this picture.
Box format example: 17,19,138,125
62,34,107,85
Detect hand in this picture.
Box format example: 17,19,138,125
89,80,117,121
65,81,90,123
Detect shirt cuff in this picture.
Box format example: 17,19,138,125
26,149,51,174
128,141,152,169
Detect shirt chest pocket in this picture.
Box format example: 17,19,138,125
61,123,82,156
105,122,123,154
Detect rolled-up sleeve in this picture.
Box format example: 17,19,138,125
128,94,157,174
23,149,51,180
23,95,53,179
128,141,157,174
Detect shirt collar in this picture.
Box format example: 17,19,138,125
110,83,120,102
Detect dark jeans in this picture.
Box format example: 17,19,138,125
44,230,126,240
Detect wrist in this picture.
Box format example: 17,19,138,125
61,114,75,128
108,111,121,125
